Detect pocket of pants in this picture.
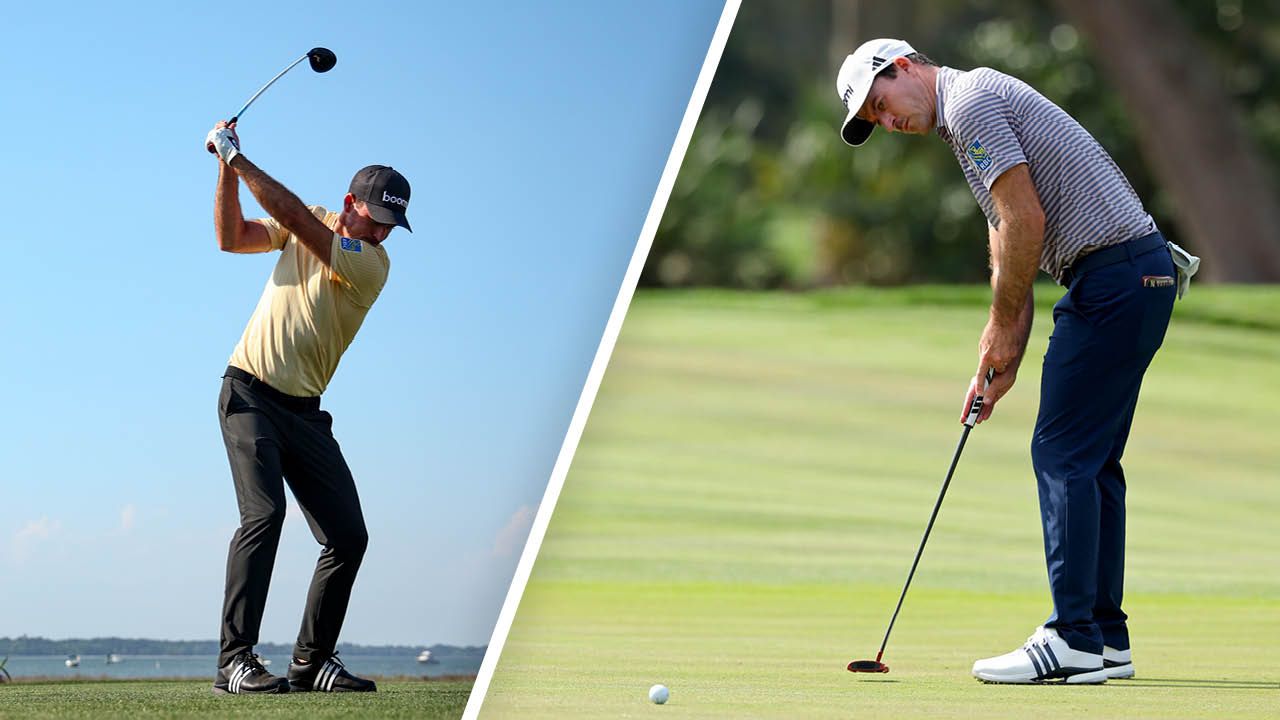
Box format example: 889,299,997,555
219,380,253,418
1072,266,1135,326
218,380,232,416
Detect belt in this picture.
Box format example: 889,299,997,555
223,366,321,411
1061,232,1166,286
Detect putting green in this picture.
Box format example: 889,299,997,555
481,287,1279,719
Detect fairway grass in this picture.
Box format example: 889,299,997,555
0,678,473,719
480,287,1280,719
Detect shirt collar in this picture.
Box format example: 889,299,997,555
934,66,957,133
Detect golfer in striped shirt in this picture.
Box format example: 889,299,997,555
836,39,1190,684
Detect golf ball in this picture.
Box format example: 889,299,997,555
648,684,669,704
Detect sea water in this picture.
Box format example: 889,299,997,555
2,653,478,680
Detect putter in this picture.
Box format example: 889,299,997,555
207,47,336,153
847,368,994,675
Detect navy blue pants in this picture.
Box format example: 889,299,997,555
1032,233,1175,654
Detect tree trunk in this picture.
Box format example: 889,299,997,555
1054,0,1280,282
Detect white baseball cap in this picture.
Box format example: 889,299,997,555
836,38,916,147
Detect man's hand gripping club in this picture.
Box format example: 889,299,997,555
207,121,242,165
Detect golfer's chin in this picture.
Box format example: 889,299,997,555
903,118,929,135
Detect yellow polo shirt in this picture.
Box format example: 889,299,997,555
228,205,390,397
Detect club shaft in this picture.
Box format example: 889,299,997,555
875,424,973,659
230,54,308,123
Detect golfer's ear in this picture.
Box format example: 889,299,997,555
343,193,357,211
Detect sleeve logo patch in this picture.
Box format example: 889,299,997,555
340,237,363,253
966,139,994,172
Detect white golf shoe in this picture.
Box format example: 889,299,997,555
972,626,1109,684
1103,645,1134,679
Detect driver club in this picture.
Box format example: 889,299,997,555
207,47,336,153
847,368,994,675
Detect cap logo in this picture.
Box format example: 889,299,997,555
381,191,408,208
841,85,855,107
870,55,887,70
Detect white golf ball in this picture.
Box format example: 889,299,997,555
648,684,669,704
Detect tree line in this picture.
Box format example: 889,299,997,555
645,0,1280,288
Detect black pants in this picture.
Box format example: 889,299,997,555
217,367,368,667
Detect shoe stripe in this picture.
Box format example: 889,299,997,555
1025,647,1044,676
1031,643,1055,673
324,660,339,691
316,661,335,692
1040,641,1060,671
229,664,247,693
320,661,335,691
313,663,328,691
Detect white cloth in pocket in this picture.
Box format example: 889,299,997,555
1167,241,1200,300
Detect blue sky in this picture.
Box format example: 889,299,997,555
0,1,724,648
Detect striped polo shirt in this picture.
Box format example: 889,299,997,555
934,66,1156,283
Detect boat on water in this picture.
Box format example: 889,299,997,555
106,653,123,664
416,650,434,664
65,655,81,668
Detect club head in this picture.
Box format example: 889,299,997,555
847,659,890,674
308,47,337,73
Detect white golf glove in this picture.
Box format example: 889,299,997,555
1166,241,1200,300
206,127,241,165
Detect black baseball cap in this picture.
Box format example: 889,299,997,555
349,165,412,232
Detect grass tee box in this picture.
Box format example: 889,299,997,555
0,678,472,720
480,287,1280,719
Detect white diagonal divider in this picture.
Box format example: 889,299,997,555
460,2,743,717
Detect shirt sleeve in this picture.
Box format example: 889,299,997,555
252,215,289,251
329,235,390,308
946,87,1027,190
253,206,329,252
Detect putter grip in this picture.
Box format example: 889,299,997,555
964,368,996,427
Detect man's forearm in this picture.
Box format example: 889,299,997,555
990,217,1042,327
215,163,243,248
228,156,313,238
1011,287,1034,362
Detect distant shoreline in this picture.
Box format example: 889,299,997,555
0,637,485,657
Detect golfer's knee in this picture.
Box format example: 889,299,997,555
333,525,368,559
240,504,287,534
1030,433,1056,470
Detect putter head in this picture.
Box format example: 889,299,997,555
847,659,890,674
308,47,337,73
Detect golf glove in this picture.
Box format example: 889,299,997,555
1166,241,1200,300
206,127,241,166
